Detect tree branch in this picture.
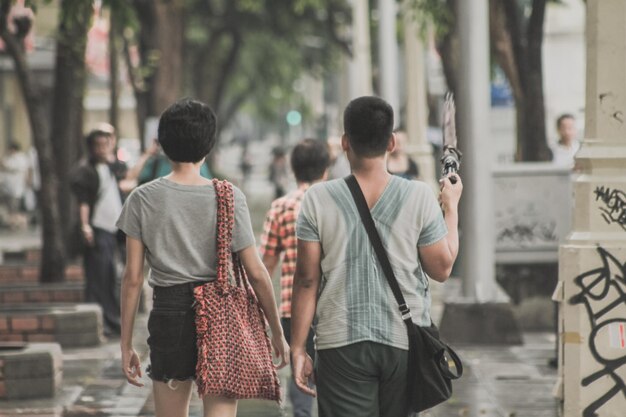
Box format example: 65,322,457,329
326,5,352,57
210,29,242,114
499,0,527,87
220,83,257,129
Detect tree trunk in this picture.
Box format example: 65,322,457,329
131,0,184,144
109,8,120,131
49,0,92,256
490,0,551,161
0,1,66,282
436,0,459,95
519,0,551,161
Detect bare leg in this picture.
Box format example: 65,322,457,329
153,380,193,417
202,396,238,417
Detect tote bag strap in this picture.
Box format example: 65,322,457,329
212,179,251,292
213,179,235,286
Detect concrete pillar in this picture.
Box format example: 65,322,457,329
403,8,436,187
378,0,399,120
348,0,373,97
438,0,521,345
456,0,498,302
556,1,626,415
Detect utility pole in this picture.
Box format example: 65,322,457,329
439,0,521,345
556,1,626,415
378,0,399,122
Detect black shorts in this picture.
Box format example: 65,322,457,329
146,282,202,382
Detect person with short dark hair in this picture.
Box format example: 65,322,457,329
70,129,126,336
116,98,288,417
552,113,580,168
387,130,420,180
260,138,330,417
291,96,463,417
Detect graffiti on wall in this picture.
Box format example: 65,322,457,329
594,186,626,230
569,247,626,417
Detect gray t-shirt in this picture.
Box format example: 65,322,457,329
116,178,256,287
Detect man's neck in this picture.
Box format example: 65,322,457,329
297,178,324,190
350,156,389,181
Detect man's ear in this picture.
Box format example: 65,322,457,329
341,134,349,152
387,133,397,153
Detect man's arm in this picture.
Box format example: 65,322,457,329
419,175,463,282
78,203,94,246
291,239,322,396
120,236,145,387
124,141,159,183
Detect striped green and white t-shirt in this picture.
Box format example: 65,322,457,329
296,176,447,351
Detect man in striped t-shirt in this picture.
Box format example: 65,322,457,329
260,138,330,417
291,96,463,417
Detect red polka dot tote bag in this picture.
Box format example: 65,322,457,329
193,179,281,401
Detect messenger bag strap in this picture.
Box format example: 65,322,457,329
344,175,414,328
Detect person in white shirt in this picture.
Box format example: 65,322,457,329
551,114,580,168
70,129,126,336
1,142,30,214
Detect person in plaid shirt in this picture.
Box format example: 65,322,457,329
260,138,330,417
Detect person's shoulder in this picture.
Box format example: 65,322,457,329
231,182,244,198
309,178,346,194
130,177,168,199
269,191,293,208
69,158,94,177
393,176,432,197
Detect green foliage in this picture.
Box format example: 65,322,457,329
407,0,453,38
182,0,350,125
103,0,138,30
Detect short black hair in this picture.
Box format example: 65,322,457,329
158,98,217,163
556,113,575,130
343,96,394,157
85,129,112,155
290,138,330,183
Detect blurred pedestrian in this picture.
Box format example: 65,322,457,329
116,98,288,417
240,142,253,189
95,122,156,194
327,136,351,179
260,138,330,417
25,145,40,217
269,146,289,199
1,142,30,229
551,114,580,168
387,130,419,180
291,96,463,417
69,129,125,336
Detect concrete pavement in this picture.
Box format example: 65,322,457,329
0,280,559,417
